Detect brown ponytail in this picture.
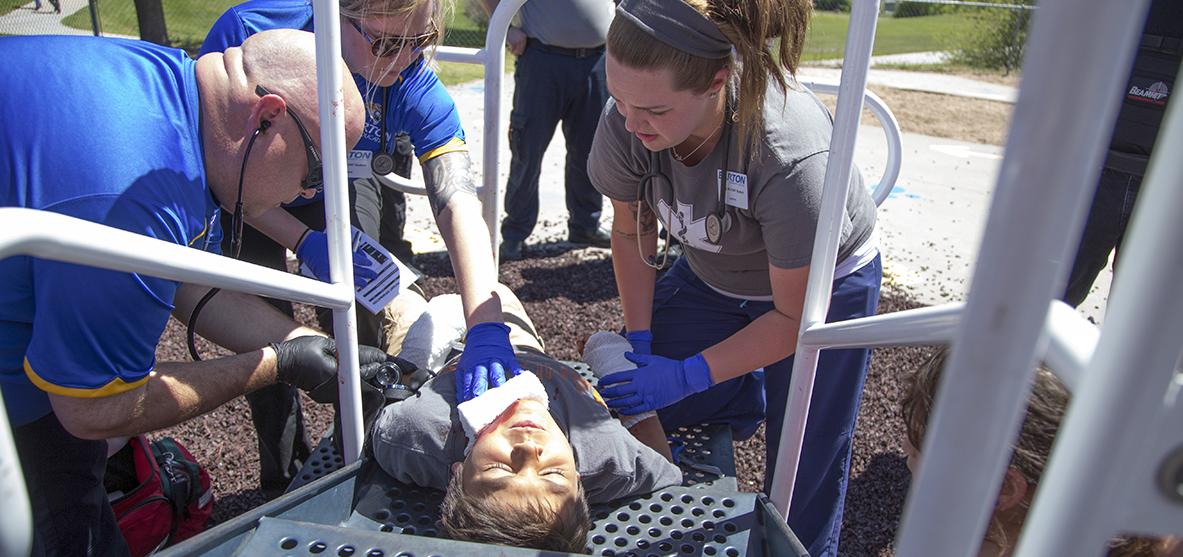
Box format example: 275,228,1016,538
606,0,812,154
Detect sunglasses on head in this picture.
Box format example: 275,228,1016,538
349,18,438,58
255,85,323,194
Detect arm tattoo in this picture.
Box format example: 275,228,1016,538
635,201,658,235
423,151,478,217
615,200,657,240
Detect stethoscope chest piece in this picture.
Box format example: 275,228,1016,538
706,213,722,244
705,211,732,244
371,152,395,175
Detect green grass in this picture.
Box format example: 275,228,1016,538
802,12,975,61
435,57,515,86
56,4,971,82
2,0,31,16
62,0,236,51
59,0,497,82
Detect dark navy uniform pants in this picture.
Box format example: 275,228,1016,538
500,41,607,242
652,255,882,557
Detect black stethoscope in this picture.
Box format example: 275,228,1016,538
370,86,396,176
637,111,733,269
187,118,270,361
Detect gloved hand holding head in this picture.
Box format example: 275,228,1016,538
455,322,524,402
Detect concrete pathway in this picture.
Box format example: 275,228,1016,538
0,0,98,36
0,0,136,39
810,50,953,68
798,65,1017,103
400,76,1110,324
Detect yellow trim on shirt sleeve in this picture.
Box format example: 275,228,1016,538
417,137,468,163
24,358,150,398
188,220,209,247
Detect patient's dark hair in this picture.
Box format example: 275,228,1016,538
439,469,591,553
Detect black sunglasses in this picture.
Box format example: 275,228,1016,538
349,18,438,58
255,85,323,194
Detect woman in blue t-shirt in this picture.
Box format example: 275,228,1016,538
202,0,517,496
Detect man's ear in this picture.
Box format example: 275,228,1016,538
995,467,1029,512
451,462,462,477
248,92,286,136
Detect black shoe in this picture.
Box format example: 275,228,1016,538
499,238,524,260
568,226,611,248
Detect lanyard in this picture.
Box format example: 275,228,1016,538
371,86,395,175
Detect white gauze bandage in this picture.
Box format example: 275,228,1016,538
457,370,549,456
581,331,657,429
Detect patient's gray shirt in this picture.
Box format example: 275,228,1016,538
589,81,877,298
370,351,682,503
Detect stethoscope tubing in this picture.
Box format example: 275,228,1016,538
635,115,733,269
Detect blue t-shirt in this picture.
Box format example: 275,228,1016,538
201,0,467,206
0,36,222,427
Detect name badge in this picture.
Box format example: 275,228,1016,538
718,170,749,210
347,150,373,180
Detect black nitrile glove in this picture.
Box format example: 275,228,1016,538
271,336,389,403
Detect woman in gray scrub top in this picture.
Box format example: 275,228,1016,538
586,1,882,555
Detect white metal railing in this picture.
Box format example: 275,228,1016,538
798,81,902,206
894,0,1151,553
0,210,352,308
799,299,1094,392
768,0,881,515
769,0,1182,555
1015,57,1183,555
309,0,366,464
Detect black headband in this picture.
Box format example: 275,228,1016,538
616,0,732,60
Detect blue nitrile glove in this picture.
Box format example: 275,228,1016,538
455,322,524,403
296,229,377,288
625,329,653,355
598,353,714,415
666,437,686,465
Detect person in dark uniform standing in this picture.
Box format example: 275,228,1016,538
483,0,616,260
1063,0,1181,308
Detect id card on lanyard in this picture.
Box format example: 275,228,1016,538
717,169,749,210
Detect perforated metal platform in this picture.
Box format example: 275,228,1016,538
163,361,806,556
